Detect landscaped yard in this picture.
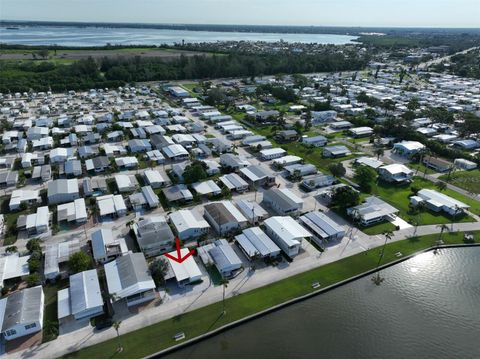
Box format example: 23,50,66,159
371,177,480,225
440,169,480,194
63,231,479,359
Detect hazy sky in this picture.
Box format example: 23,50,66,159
1,0,479,27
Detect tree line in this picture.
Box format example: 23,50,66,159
1,51,368,93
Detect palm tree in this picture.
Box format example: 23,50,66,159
374,147,384,160
372,231,393,285
220,278,229,315
435,224,450,253
435,181,447,191
451,205,459,230
113,320,123,353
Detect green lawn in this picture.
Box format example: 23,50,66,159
371,177,479,225
63,231,479,359
440,169,480,194
361,221,398,235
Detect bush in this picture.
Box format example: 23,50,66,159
26,238,42,253
28,258,41,273
68,251,92,274
26,273,41,287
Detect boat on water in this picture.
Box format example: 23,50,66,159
5,27,20,30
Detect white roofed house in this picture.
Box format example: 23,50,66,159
299,211,345,245
239,165,276,188
32,136,53,150
0,170,18,188
144,169,166,189
197,239,243,278
191,180,222,197
0,286,44,341
235,227,281,260
323,145,351,158
262,188,304,216
264,216,312,258
284,163,317,178
348,126,374,138
104,252,156,307
50,147,76,164
128,139,152,153
347,196,399,226
0,253,31,289
162,144,189,161
133,216,175,257
220,154,250,171
115,174,138,193
219,173,249,193
91,228,128,264
162,184,193,204
272,155,303,168
164,249,203,286
145,150,165,164
57,269,104,322
115,156,139,169
204,201,248,235
412,189,469,216
56,198,88,224
393,141,426,158
96,194,127,218
259,148,286,160
378,164,414,184
9,189,41,211
44,240,81,280
169,209,210,241
234,199,269,225
16,206,50,236
48,179,80,205
454,158,477,171
301,135,328,147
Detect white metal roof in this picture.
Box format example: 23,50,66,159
265,216,312,246
166,248,202,282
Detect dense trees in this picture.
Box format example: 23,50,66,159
328,163,346,178
1,50,368,93
182,161,208,184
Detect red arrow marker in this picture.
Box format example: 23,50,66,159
164,237,196,264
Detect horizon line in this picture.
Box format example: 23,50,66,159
1,19,480,30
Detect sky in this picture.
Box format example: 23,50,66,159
1,0,479,28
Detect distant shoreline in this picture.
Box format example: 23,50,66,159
1,20,479,36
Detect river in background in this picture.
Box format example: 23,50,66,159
0,26,358,46
164,248,480,359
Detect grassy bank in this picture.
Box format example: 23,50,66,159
63,231,478,359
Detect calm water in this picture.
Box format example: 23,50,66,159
0,26,358,46
165,248,480,359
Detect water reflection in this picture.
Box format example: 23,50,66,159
165,248,480,359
